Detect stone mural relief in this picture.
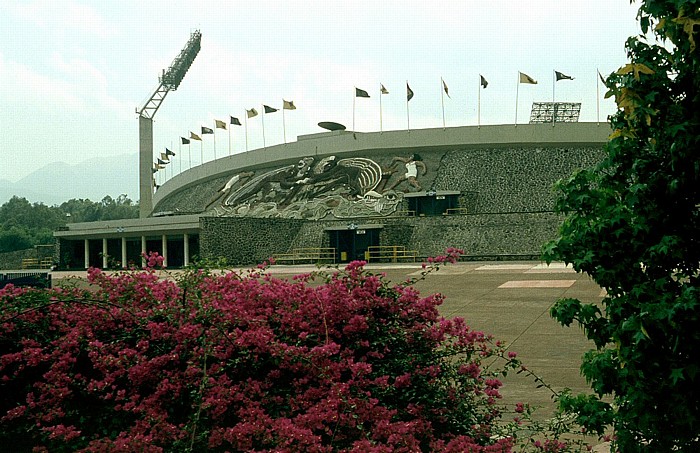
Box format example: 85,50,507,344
210,155,428,220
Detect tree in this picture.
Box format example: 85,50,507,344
0,227,33,253
0,195,139,253
543,1,700,451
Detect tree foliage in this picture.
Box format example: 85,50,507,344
543,1,700,451
0,195,138,253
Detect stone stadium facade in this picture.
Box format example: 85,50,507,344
54,123,608,268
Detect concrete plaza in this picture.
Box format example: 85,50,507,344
270,260,603,415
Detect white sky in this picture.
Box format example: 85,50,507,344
0,0,641,184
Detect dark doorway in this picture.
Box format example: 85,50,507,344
407,194,459,216
328,228,380,262
126,239,142,268
88,239,102,268
166,236,184,268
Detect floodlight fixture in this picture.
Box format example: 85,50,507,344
529,102,581,123
159,30,202,90
137,30,201,218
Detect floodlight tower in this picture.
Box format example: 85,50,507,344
137,30,202,218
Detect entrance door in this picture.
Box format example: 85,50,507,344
328,229,380,262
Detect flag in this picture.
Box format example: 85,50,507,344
555,71,574,81
355,87,370,98
165,148,175,157
152,167,158,174
230,116,242,126
283,99,296,110
160,152,169,161
480,75,488,88
215,119,227,129
442,78,450,98
246,108,258,118
598,70,606,85
519,72,537,84
380,84,389,94
190,131,202,141
181,137,190,145
157,158,166,165
264,105,278,113
201,126,214,134
407,83,414,101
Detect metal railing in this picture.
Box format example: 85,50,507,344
365,245,418,263
274,247,336,265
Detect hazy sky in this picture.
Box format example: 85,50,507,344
1,0,641,185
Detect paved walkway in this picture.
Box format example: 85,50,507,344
269,261,602,414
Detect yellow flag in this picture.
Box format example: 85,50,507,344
519,72,537,84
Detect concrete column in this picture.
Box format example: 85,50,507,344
84,239,90,269
141,236,147,266
183,233,190,267
102,238,108,269
161,235,168,267
139,116,154,218
121,237,127,269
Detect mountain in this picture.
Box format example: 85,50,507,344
0,154,140,206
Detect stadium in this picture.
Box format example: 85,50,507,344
54,121,608,269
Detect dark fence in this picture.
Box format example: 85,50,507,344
0,271,52,289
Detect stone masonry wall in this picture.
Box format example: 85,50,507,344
402,212,563,258
0,249,37,270
200,217,305,265
199,211,561,265
432,147,605,213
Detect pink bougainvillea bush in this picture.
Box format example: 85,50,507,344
0,251,574,452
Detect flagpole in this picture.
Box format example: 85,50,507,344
228,124,231,156
552,70,556,127
441,77,446,130
179,140,182,174
213,122,217,159
353,89,356,131
379,85,383,134
188,141,191,169
283,103,287,144
478,75,481,129
245,112,249,152
200,140,203,166
261,105,266,148
515,73,520,126
406,81,411,133
596,68,600,125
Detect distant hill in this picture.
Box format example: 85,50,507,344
0,154,139,206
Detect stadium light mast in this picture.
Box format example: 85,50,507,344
137,30,202,218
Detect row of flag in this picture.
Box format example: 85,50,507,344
352,71,572,102
352,70,575,130
153,100,298,185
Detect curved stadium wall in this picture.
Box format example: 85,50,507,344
147,123,608,265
